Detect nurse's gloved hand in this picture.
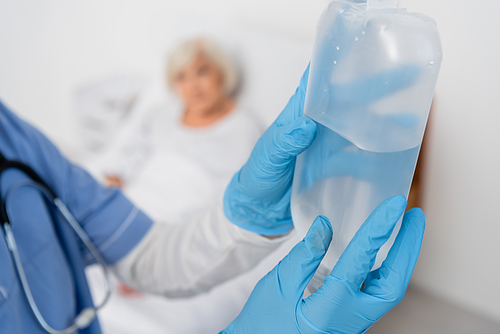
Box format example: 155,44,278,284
223,65,316,236
221,196,425,334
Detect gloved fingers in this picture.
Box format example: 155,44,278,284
363,267,381,285
265,116,317,168
362,208,425,301
276,215,333,297
328,195,407,291
275,63,310,126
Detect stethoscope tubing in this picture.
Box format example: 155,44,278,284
2,180,112,334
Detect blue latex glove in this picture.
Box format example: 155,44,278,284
223,61,419,236
223,65,317,236
221,195,425,334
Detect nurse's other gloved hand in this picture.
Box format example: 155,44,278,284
220,196,426,334
223,65,316,236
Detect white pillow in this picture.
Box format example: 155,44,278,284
167,17,312,126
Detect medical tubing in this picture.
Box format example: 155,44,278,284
3,222,79,334
4,181,113,333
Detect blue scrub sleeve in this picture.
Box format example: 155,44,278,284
0,100,153,264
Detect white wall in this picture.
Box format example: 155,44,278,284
1,0,499,324
400,0,500,323
0,0,328,148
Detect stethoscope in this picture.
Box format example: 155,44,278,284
0,156,112,334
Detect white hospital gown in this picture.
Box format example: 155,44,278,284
88,104,300,334
107,105,262,223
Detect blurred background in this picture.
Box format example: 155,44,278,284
0,0,499,333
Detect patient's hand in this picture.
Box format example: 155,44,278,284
117,282,143,298
105,175,124,188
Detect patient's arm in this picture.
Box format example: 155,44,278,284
112,200,289,298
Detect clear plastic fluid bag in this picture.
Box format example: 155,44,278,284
291,0,442,291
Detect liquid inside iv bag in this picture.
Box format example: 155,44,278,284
291,0,442,292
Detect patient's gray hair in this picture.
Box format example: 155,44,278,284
167,37,239,96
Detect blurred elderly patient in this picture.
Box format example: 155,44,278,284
104,37,262,224
96,38,264,332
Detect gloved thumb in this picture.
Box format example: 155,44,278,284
267,116,317,167
276,216,333,298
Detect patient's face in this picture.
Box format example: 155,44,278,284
175,55,226,115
